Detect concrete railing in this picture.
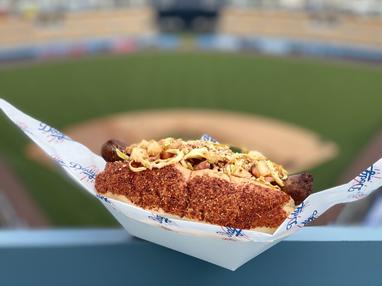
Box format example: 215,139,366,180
0,226,381,285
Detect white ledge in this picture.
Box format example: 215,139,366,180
0,226,381,247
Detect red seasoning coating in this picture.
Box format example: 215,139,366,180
95,162,294,230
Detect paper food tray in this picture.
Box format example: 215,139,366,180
1,98,381,270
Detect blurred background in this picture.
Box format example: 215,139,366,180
0,0,382,229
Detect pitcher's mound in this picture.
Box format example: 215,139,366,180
27,109,337,173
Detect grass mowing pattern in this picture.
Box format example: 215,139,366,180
1,52,382,226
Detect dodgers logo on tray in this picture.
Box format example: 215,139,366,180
301,210,318,226
348,165,381,199
348,165,381,192
38,122,72,143
68,162,98,182
148,214,174,226
216,227,249,240
286,202,306,230
200,134,218,143
96,194,111,204
50,156,99,183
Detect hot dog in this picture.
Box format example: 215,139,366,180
95,138,313,233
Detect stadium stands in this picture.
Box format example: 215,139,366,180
219,8,382,49
1,1,382,63
0,7,154,47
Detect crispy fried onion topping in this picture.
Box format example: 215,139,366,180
115,138,288,189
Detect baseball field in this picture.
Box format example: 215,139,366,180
1,51,382,226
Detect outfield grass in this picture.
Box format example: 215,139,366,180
1,51,382,226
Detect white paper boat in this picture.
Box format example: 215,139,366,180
1,98,381,270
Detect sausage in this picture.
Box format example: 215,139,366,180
251,166,260,177
282,173,313,205
160,151,174,160
194,160,211,170
101,139,127,162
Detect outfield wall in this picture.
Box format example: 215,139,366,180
1,34,382,63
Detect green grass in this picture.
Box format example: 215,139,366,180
1,51,382,226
